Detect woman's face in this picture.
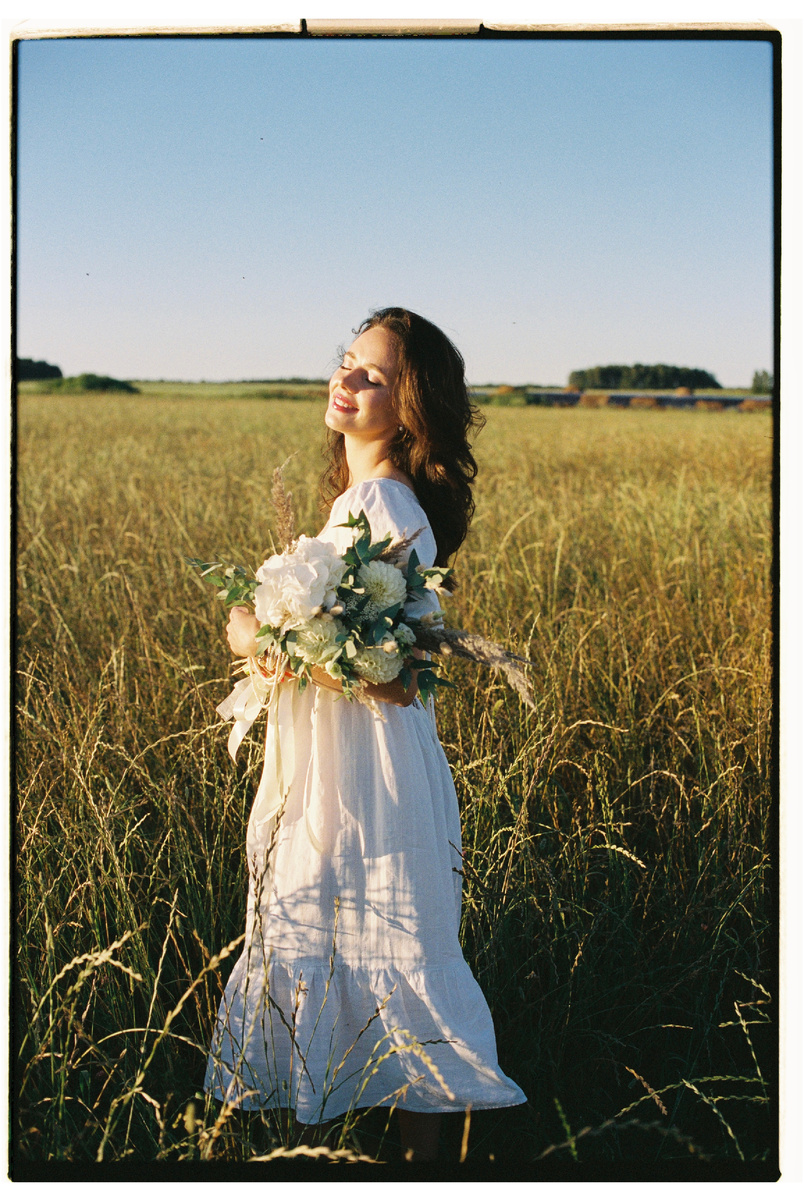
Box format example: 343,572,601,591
325,326,401,444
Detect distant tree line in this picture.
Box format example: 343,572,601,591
751,370,773,394
17,357,62,380
237,377,329,385
49,373,139,394
16,358,139,393
568,364,721,391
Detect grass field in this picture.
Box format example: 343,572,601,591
14,392,774,1171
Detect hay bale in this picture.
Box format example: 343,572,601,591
675,386,693,397
629,395,657,409
579,392,609,408
695,399,724,411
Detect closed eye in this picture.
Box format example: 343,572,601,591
339,352,386,387
340,362,382,387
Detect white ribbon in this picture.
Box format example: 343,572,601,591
215,659,307,860
246,683,301,862
216,666,271,762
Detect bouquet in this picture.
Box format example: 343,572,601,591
188,509,452,706
186,464,535,757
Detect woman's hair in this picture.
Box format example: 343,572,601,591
321,307,484,565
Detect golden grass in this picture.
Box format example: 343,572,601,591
14,395,773,1168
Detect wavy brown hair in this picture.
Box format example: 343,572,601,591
321,307,484,566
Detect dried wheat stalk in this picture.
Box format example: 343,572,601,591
271,457,297,549
376,528,426,565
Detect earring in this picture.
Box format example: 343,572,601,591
398,424,404,432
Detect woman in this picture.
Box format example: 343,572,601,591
205,308,526,1161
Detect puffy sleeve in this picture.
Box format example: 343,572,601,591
327,480,442,621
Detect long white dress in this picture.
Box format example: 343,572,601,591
205,478,526,1120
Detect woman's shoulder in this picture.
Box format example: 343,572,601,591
329,478,436,559
334,477,425,520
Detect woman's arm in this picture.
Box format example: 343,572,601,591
309,659,422,708
225,607,421,708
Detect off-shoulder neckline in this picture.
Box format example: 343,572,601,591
336,477,419,500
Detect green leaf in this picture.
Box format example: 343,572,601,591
354,533,372,560
336,510,372,538
363,534,393,561
367,612,400,644
415,665,454,704
185,556,219,572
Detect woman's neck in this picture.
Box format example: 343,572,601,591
344,435,412,489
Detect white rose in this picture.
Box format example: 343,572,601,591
254,537,346,631
292,536,347,610
356,559,408,624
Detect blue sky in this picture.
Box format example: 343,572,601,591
16,34,774,385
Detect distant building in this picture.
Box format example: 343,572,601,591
523,390,769,410
526,391,580,406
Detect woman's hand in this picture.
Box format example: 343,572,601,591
226,606,262,658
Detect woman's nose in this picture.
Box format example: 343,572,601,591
338,366,360,391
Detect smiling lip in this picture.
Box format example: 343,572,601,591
331,393,358,412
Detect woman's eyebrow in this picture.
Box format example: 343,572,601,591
343,352,388,377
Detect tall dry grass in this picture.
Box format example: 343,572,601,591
14,395,773,1168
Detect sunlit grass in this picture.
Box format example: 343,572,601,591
14,395,773,1166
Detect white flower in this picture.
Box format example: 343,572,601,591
356,559,408,623
254,536,346,631
394,622,416,648
423,574,447,592
352,645,403,685
290,616,345,668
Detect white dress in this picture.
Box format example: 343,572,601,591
205,478,526,1120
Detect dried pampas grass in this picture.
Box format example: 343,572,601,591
411,622,537,711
